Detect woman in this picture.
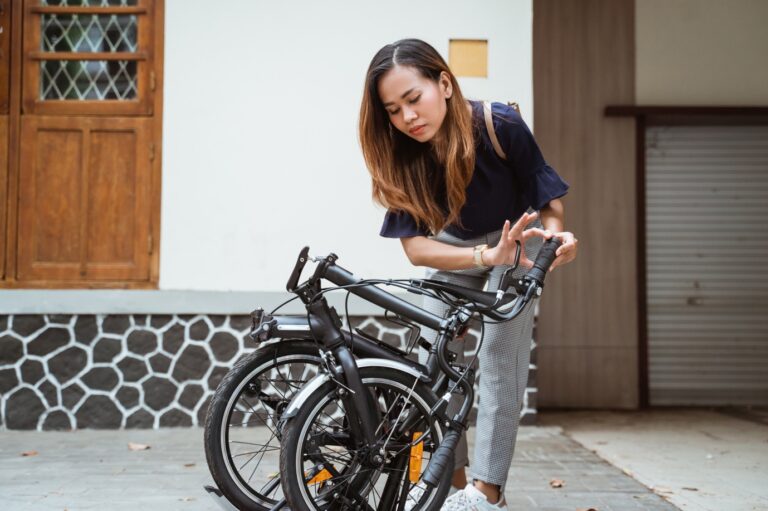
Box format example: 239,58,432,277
359,39,578,510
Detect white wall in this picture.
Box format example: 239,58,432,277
161,0,534,291
637,0,768,105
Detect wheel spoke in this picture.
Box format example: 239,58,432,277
247,432,274,483
231,445,280,458
240,396,279,436
228,414,278,428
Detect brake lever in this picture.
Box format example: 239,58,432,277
286,246,310,292
498,240,521,292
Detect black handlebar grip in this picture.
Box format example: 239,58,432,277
526,237,562,285
422,429,461,487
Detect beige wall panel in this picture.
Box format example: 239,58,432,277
533,0,638,407
537,347,639,408
637,0,768,105
449,40,488,78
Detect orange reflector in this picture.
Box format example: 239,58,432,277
307,468,333,485
409,432,424,483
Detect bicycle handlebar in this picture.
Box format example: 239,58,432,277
285,235,563,327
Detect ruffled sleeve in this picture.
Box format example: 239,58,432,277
492,103,569,210
379,209,430,238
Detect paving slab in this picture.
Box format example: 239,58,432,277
0,426,676,510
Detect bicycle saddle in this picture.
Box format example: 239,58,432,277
411,279,516,308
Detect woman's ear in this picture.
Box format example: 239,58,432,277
439,71,453,99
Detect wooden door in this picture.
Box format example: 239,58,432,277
4,0,163,288
17,116,152,281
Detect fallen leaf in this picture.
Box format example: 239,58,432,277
21,450,38,457
576,508,598,511
549,479,565,488
682,487,699,492
184,463,195,468
128,442,150,451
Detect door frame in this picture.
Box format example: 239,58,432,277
606,105,768,407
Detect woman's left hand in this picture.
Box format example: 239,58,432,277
544,231,578,271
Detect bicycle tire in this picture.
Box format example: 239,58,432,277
280,365,453,511
204,339,322,510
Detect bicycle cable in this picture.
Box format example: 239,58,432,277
268,294,302,315
444,311,486,400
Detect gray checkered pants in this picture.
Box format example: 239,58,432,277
418,225,541,489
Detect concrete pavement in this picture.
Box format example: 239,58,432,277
543,409,768,511
0,424,675,511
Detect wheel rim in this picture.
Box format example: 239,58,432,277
220,352,322,506
294,376,444,511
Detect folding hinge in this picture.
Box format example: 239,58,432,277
149,143,155,161
150,71,156,91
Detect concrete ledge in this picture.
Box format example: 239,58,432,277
0,289,422,315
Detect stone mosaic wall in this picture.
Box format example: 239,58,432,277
0,314,537,430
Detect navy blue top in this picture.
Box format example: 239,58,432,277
379,100,569,239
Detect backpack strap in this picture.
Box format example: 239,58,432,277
482,101,507,160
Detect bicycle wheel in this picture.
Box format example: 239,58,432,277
280,365,453,511
204,339,322,510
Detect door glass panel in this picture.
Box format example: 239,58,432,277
38,9,139,102
41,60,137,99
42,14,138,53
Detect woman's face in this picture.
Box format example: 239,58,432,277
377,65,452,143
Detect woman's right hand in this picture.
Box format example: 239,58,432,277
482,212,548,268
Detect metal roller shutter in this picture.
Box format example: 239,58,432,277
646,125,768,405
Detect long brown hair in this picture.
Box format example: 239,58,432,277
359,39,476,235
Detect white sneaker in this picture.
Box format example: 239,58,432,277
440,483,507,511
404,484,461,511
